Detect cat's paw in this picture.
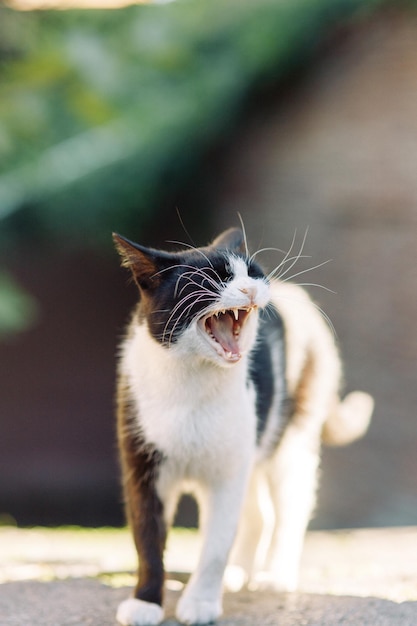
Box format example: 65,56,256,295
223,564,248,592
176,594,222,625
249,570,298,593
116,598,164,626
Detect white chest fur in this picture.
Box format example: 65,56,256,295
121,324,257,481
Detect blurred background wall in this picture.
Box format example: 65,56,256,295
0,0,416,529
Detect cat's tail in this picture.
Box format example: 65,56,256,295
322,391,374,446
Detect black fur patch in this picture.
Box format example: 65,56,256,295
249,306,289,449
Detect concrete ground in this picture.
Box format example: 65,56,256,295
1,526,416,625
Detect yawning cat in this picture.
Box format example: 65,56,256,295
113,227,373,626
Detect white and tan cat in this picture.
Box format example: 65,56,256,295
113,227,373,626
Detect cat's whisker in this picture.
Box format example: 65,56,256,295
176,280,216,303
175,291,215,323
237,213,249,258
275,292,337,339
176,270,221,298
151,264,187,279
266,254,312,281
175,207,197,248
250,247,288,263
194,265,226,291
280,228,299,268
174,266,224,298
167,298,217,348
271,228,309,282
312,303,337,339
295,282,336,294
178,286,216,304
279,259,332,284
259,302,275,322
152,263,221,293
166,240,216,272
175,270,214,299
165,295,216,346
162,295,196,341
262,230,299,282
173,268,206,299
162,290,217,344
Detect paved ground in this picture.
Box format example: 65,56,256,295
1,526,417,625
1,579,417,626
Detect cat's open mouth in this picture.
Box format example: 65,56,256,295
198,307,255,363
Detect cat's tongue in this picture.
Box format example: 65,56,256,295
209,312,240,358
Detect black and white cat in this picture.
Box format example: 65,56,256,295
113,227,373,626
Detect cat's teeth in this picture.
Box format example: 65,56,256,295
232,309,239,320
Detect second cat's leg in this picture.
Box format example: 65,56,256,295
253,424,320,592
176,471,249,625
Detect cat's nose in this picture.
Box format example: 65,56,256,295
239,286,257,304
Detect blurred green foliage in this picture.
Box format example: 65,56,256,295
0,0,386,338
0,0,384,251
0,271,38,338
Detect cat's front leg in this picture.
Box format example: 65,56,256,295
116,416,166,626
176,472,248,625
116,470,166,626
117,465,166,626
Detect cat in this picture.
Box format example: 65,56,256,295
113,227,373,626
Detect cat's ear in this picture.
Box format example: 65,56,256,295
211,228,246,254
113,233,166,290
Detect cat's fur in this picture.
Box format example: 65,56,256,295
113,227,373,626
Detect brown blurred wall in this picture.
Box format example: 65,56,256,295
1,10,416,529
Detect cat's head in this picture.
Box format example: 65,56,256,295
114,228,270,367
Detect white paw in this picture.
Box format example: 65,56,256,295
249,570,298,593
116,598,164,626
176,594,222,625
223,564,248,592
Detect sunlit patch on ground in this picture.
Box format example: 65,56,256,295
1,526,417,602
0,526,199,584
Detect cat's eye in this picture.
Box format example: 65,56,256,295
220,269,232,282
212,264,231,283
